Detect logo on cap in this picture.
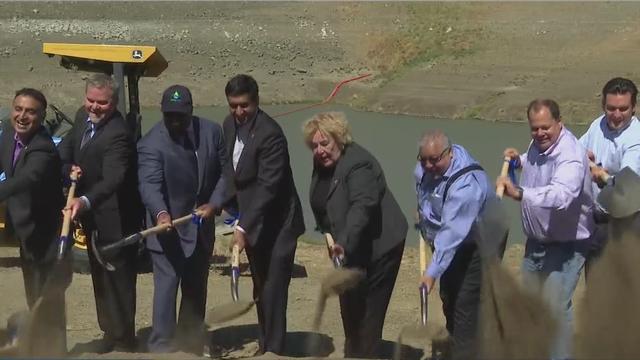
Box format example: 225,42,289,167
132,50,143,59
171,91,181,102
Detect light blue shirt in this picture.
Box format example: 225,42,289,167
415,144,491,278
579,115,640,209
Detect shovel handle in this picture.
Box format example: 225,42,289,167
588,161,611,183
137,213,193,238
419,233,428,275
231,243,240,268
496,156,510,199
58,169,80,259
324,233,343,267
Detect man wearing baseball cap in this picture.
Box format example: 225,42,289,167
138,85,227,354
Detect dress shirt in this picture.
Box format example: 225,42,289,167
519,126,594,242
579,115,640,208
12,133,25,168
415,144,490,278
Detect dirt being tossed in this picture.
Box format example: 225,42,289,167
575,221,640,360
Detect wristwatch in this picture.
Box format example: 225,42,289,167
516,186,524,200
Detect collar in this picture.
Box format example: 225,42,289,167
603,115,637,135
13,130,34,147
234,109,259,129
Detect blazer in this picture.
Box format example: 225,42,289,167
58,109,143,242
0,124,64,261
310,142,407,264
222,109,305,250
137,116,227,256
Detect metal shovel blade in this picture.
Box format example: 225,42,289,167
420,284,428,326
230,265,240,302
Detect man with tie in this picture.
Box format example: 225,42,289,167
59,74,143,352
137,85,227,354
222,74,305,355
0,88,67,356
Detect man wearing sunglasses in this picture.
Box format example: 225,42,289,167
414,129,502,359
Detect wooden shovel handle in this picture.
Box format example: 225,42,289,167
324,233,336,249
588,161,611,183
137,213,195,238
496,156,510,199
419,233,428,275
231,243,240,268
60,169,81,238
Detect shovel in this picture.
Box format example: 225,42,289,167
418,233,429,326
3,168,81,356
312,233,364,332
206,226,255,326
496,156,511,199
92,211,203,271
319,233,364,297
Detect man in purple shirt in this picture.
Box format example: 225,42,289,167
497,99,594,360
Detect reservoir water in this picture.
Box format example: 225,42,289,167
140,104,588,247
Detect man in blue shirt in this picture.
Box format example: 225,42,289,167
580,77,640,273
415,129,503,359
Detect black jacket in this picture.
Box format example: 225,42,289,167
58,109,143,242
0,124,64,260
310,142,407,264
222,109,305,250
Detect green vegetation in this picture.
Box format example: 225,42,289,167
367,3,482,83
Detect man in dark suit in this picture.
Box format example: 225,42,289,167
0,88,67,356
59,74,143,352
223,74,305,355
137,85,227,354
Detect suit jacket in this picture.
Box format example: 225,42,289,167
0,124,64,261
58,109,143,243
222,109,305,250
310,142,407,265
138,116,227,256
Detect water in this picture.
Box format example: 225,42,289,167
140,104,587,247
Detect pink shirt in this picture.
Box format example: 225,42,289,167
519,126,595,242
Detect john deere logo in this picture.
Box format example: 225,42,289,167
132,50,143,59
170,91,181,102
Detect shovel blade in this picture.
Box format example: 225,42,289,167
231,266,240,302
420,284,428,326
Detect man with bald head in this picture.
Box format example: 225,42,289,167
497,99,594,360
415,130,500,359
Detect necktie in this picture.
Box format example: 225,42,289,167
80,123,94,149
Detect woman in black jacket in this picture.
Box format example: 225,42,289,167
303,112,408,358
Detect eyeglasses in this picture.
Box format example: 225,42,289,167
418,146,451,165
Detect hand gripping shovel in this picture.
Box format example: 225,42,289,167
92,212,202,271
206,224,255,326
496,156,511,199
312,233,364,332
0,169,81,356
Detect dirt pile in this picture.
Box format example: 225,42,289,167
575,220,640,359
479,261,556,359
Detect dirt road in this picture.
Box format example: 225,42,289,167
0,231,529,359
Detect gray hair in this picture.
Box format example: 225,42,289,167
418,129,451,151
85,73,119,103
